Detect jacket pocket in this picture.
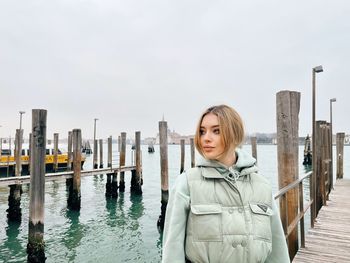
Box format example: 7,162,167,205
190,204,222,242
249,202,273,242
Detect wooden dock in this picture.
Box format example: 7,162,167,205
293,179,350,263
0,166,136,187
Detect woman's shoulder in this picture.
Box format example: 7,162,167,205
249,172,272,187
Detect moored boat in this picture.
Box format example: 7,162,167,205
0,148,86,177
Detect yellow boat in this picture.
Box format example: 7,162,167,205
0,148,86,177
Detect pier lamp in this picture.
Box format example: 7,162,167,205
329,98,336,191
19,111,25,130
311,65,323,227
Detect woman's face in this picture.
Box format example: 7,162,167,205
199,113,225,161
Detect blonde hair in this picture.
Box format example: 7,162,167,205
194,105,245,157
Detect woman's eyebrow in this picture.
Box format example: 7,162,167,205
200,125,220,128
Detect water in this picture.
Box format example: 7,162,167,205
0,144,349,262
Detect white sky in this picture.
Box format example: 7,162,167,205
1,0,349,140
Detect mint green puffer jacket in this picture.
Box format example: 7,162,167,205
162,148,290,263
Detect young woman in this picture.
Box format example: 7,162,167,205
162,105,290,263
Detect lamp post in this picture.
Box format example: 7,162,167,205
19,111,25,130
311,65,323,228
329,98,336,192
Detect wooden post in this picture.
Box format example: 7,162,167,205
118,136,121,152
98,139,103,168
157,121,168,230
315,121,326,213
68,129,82,210
320,123,328,206
190,137,195,168
7,129,23,221
106,136,113,197
276,90,300,260
67,131,72,171
15,129,23,176
119,132,126,192
336,133,345,179
180,139,185,173
93,139,98,169
251,136,257,162
29,133,32,175
53,133,59,172
7,137,11,177
27,109,47,262
131,131,142,194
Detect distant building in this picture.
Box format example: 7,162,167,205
155,129,194,144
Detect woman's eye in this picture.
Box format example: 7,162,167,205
213,129,220,134
200,129,205,135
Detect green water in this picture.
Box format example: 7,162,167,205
0,145,348,262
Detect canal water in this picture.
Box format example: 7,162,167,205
0,144,349,262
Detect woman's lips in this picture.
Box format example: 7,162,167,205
203,146,214,152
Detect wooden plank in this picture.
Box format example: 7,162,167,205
293,179,350,262
0,166,137,187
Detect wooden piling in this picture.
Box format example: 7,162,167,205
312,121,326,214
93,139,98,169
190,137,195,168
336,133,345,179
157,121,168,231
68,129,82,210
320,123,329,206
251,136,257,162
106,136,113,197
27,109,47,263
67,131,72,171
118,136,121,152
131,131,142,194
53,133,59,172
119,132,126,192
15,129,23,176
276,90,300,260
99,139,103,168
29,133,32,174
7,129,23,221
180,139,185,173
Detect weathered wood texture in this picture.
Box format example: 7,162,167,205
15,129,23,176
107,136,112,168
293,179,350,263
131,131,142,194
99,139,103,168
276,90,300,260
53,133,59,172
68,129,81,210
336,133,345,179
67,131,72,171
180,139,185,173
315,121,327,213
93,139,98,169
119,132,126,192
27,109,47,262
250,136,257,162
158,121,168,231
190,138,195,168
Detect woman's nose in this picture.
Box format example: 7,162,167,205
203,132,211,141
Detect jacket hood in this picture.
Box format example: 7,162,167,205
197,148,258,178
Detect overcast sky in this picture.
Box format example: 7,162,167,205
1,0,349,140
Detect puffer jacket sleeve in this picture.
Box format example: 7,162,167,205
162,172,190,263
265,198,290,263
